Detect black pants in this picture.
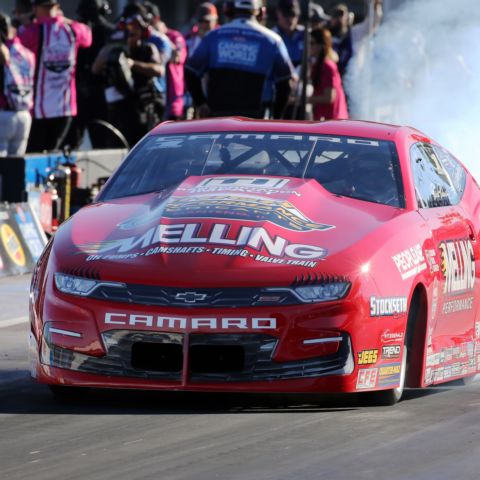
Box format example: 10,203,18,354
27,116,72,153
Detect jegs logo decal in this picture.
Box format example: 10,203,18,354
358,349,378,365
439,240,475,295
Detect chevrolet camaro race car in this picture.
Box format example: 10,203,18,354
30,118,480,405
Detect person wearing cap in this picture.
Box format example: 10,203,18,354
310,3,330,30
12,0,34,28
273,0,304,68
92,8,164,146
144,1,186,121
119,2,171,118
18,1,92,153
185,0,295,119
0,11,35,156
183,2,219,119
185,2,219,57
328,3,353,77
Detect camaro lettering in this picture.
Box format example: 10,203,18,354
439,240,475,294
104,313,276,330
370,296,408,317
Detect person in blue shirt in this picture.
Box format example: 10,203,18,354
272,0,307,119
185,0,295,119
272,0,304,68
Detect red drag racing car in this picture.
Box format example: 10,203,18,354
30,118,480,405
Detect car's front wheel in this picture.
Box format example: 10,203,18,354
367,343,408,406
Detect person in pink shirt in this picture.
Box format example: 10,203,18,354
0,12,35,156
309,27,349,121
19,0,92,152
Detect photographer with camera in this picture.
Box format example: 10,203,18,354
0,12,35,157
92,10,164,147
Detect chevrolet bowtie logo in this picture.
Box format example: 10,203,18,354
175,292,208,303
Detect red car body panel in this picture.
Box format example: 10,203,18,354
29,119,480,395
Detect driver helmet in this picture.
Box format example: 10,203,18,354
347,153,397,204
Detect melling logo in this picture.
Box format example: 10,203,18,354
439,240,475,294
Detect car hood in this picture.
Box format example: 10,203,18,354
54,176,400,287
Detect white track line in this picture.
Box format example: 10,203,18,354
0,316,29,328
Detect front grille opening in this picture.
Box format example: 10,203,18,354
190,345,245,373
131,342,183,372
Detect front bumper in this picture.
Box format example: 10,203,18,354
31,284,389,393
40,328,354,385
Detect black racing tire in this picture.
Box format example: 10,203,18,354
457,374,477,386
48,385,89,401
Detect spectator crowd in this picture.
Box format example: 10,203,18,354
0,0,382,156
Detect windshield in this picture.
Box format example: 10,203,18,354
99,132,404,207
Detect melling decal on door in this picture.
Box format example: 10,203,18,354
439,240,475,295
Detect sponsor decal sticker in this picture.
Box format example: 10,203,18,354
357,349,378,365
424,249,439,273
378,363,401,386
392,243,426,280
104,312,277,331
382,345,401,360
162,194,335,232
182,177,300,196
381,330,404,344
370,296,408,317
356,368,378,389
83,222,328,268
0,224,26,267
442,297,474,314
431,277,439,321
14,207,44,261
425,367,433,385
433,367,444,382
439,240,475,295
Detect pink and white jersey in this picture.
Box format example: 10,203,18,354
0,37,35,111
19,16,92,119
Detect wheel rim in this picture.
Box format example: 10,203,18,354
393,345,407,399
